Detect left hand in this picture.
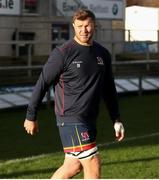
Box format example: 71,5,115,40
24,119,39,135
114,122,125,141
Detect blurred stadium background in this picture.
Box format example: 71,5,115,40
1,0,159,109
0,0,159,178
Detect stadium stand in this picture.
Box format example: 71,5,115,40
0,76,159,109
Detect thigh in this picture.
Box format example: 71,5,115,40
79,153,101,179
51,155,82,179
63,155,82,171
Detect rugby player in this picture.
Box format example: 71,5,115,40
24,9,125,179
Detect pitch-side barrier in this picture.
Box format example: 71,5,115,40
0,60,159,109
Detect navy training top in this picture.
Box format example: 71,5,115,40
26,39,120,125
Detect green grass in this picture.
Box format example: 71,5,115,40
0,137,159,179
0,93,159,178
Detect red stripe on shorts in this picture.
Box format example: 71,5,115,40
64,142,96,153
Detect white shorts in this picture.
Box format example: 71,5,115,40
65,146,98,160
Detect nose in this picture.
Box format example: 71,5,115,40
81,26,87,33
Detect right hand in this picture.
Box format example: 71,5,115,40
114,122,125,141
24,119,39,135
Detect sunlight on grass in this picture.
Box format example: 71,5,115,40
0,93,159,178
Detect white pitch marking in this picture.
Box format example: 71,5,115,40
98,132,159,147
1,132,159,166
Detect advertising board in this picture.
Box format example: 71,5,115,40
56,0,124,20
0,0,20,15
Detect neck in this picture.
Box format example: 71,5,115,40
74,36,93,46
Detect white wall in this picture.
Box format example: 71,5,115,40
125,6,159,41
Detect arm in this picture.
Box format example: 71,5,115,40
24,48,64,135
102,51,124,141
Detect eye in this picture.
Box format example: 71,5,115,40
77,25,82,28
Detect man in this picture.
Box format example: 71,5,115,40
24,9,125,179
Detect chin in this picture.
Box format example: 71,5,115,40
81,40,89,44
74,35,92,45
80,38,90,43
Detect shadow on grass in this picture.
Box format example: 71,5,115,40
0,167,57,179
1,93,159,161
0,107,62,161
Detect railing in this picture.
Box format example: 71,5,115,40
0,59,159,109
0,39,158,69
1,60,159,95
113,60,159,95
0,27,159,61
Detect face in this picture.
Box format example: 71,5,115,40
73,17,95,45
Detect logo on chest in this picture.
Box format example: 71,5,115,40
72,60,83,68
97,57,104,65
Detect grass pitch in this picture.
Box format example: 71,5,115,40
0,93,159,178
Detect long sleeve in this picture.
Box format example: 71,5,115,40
102,52,120,123
26,48,64,121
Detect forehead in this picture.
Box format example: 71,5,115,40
73,18,94,25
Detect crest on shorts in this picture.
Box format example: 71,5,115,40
97,56,104,65
81,131,90,142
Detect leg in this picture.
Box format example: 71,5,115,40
80,153,101,179
51,155,82,179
